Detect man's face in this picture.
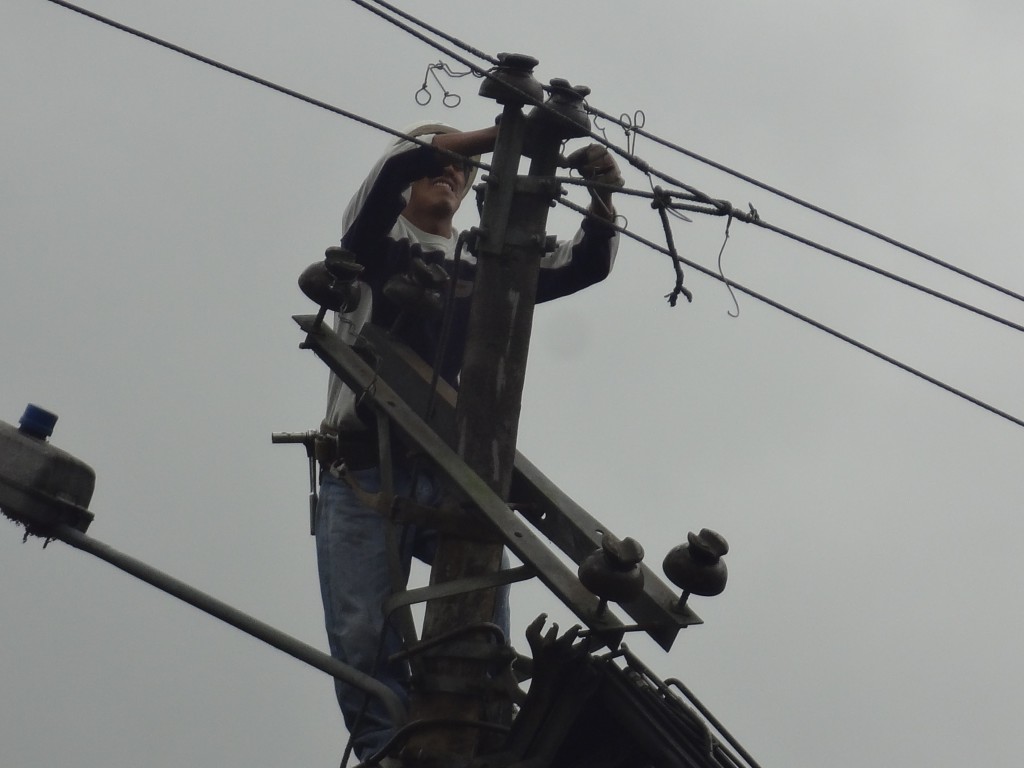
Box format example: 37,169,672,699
407,159,467,217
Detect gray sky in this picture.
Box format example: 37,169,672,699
3,1,1023,766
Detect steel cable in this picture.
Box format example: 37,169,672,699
355,0,500,65
585,104,1024,304
52,0,1019,327
556,196,1024,430
558,175,1024,333
40,0,1024,429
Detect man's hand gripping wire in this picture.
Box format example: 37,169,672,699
561,144,625,221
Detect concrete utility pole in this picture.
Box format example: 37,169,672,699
406,54,592,765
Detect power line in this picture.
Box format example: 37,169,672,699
40,1,389,133
346,0,497,81
555,131,1024,336
339,0,1024,324
352,0,1021,326
44,0,1019,340
40,0,1024,430
747,214,1024,334
355,0,500,65
585,104,1024,305
564,118,1024,332
558,176,1024,335
38,0,491,172
556,196,1024,431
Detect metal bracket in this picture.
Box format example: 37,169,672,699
295,315,702,649
296,314,629,647
384,565,535,621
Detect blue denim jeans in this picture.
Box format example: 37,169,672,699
315,465,510,760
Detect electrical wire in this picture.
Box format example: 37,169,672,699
376,0,1024,329
343,0,722,213
747,214,1024,334
557,175,1024,334
41,0,1024,429
556,195,1024,431
60,0,1011,331
352,0,1024,330
346,0,497,81
563,117,1024,334
40,0,401,139
357,0,500,65
38,0,492,174
585,104,1024,305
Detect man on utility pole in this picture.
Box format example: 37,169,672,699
311,53,622,767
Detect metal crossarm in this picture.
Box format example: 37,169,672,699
296,314,626,643
510,456,701,649
295,315,698,649
354,322,700,650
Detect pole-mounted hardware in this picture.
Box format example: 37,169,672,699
578,532,645,616
527,78,592,141
297,246,364,330
478,52,543,106
286,51,730,766
663,529,730,610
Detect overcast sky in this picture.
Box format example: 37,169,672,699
3,1,1024,766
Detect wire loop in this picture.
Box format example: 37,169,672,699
415,60,475,109
590,110,610,142
620,109,645,155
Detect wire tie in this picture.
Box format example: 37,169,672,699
717,214,740,318
652,188,693,307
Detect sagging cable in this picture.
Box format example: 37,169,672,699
653,187,694,307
